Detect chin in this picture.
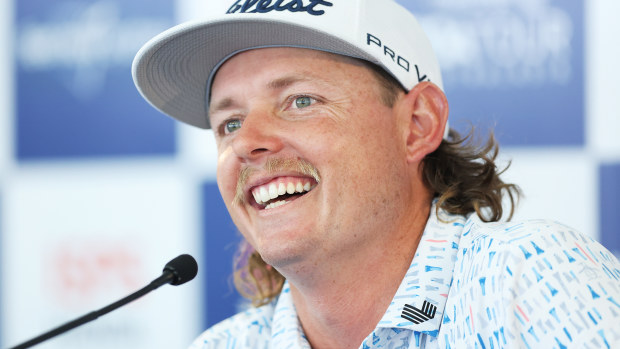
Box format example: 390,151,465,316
256,240,311,271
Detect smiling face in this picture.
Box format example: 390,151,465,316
210,48,425,272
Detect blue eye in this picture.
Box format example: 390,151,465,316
225,119,242,134
294,96,313,109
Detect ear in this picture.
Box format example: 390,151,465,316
398,82,449,163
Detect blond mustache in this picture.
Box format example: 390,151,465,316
233,158,321,206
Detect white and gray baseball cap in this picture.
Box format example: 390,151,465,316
132,0,443,129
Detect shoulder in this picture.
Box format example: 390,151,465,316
461,217,613,259
483,218,613,259
457,217,620,286
463,217,584,244
447,216,620,347
188,303,275,349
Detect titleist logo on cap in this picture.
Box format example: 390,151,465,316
227,0,334,15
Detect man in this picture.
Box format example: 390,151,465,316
132,0,620,348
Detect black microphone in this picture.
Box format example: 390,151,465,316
9,254,198,349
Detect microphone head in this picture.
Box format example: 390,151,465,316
163,254,198,286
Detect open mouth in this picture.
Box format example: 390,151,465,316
251,177,317,210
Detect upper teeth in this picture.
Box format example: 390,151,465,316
252,180,313,205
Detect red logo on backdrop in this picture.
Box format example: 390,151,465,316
47,242,145,308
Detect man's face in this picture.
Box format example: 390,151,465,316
209,48,414,270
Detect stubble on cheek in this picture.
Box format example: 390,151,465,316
232,157,321,206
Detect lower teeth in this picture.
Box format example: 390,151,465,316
265,200,288,210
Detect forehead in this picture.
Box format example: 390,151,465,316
219,47,366,73
211,48,374,94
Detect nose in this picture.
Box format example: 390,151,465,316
232,107,284,161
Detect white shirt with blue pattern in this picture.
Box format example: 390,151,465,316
189,208,620,348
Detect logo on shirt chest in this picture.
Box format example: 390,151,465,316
401,300,437,324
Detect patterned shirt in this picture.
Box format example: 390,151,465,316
189,208,620,348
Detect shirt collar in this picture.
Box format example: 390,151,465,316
375,206,466,337
270,283,311,349
270,205,467,346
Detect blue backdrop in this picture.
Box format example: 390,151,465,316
16,0,176,160
202,183,245,327
601,164,620,256
406,0,584,146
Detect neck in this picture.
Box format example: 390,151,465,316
286,200,431,349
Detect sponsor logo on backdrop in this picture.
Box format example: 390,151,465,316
400,0,583,146
17,0,176,159
413,0,575,88
17,1,170,100
47,242,145,308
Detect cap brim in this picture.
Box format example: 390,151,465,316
132,18,379,129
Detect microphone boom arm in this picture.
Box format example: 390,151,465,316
8,254,197,349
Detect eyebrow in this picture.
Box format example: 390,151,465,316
209,75,312,114
209,97,236,115
267,75,309,90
